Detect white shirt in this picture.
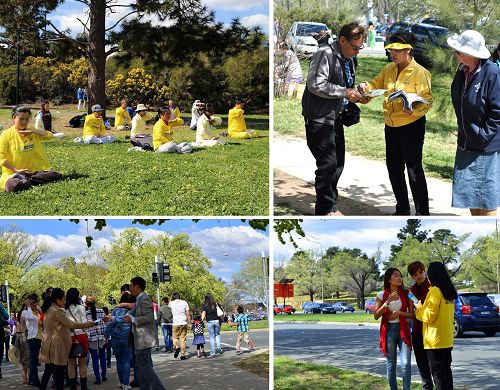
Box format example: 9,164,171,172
195,115,222,143
377,290,403,323
169,299,189,326
21,307,41,339
131,112,154,137
65,304,87,336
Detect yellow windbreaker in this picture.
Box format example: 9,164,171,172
83,114,106,137
153,119,174,150
228,107,247,133
169,107,184,127
114,106,131,128
0,126,53,190
366,58,433,127
415,286,455,349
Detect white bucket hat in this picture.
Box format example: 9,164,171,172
447,30,491,59
135,103,148,111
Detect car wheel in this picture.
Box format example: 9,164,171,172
453,318,463,338
484,329,497,337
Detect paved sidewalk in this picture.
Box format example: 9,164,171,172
273,136,468,216
0,329,269,390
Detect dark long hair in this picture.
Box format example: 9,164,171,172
204,293,216,310
427,262,458,301
383,268,405,291
65,288,80,309
87,301,97,321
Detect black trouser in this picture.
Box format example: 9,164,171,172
412,332,434,389
5,170,63,193
385,116,429,215
305,118,345,215
27,338,41,385
40,363,65,390
426,348,453,390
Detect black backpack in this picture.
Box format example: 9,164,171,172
69,113,87,128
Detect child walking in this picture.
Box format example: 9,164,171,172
230,306,255,354
191,315,206,358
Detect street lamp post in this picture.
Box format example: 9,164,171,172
154,255,161,311
261,251,268,314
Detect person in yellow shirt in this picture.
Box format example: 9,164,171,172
415,262,457,390
114,99,132,130
358,32,433,216
0,105,62,192
75,105,117,144
228,100,258,139
167,99,184,127
153,107,192,154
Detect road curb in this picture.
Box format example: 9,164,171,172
274,321,380,328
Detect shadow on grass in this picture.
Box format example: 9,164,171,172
424,163,453,180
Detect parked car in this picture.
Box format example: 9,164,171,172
385,23,450,66
280,304,296,314
285,21,335,57
302,302,321,314
384,21,412,40
273,305,282,315
454,292,500,337
318,303,337,314
332,302,355,313
365,298,376,314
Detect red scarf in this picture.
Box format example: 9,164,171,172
379,287,412,356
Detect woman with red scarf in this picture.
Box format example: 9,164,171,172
374,268,414,390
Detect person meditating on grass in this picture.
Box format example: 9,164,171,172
227,100,258,139
153,106,193,154
130,104,154,138
167,99,184,127
193,104,224,147
75,104,117,144
0,105,63,192
114,99,132,131
34,101,64,138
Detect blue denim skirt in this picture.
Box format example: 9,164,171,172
452,147,500,210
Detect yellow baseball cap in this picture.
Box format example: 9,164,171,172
384,42,413,50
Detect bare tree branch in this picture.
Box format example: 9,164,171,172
105,10,139,32
105,46,120,57
76,17,90,34
46,20,88,55
74,0,91,5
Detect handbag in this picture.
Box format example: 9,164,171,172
69,330,87,358
216,303,228,323
340,102,361,127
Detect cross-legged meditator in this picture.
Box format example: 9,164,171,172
115,99,132,130
0,105,63,193
76,104,116,144
153,106,193,154
193,104,224,147
227,100,258,139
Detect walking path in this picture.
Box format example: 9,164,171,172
273,136,469,216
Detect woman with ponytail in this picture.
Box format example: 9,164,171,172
374,268,414,390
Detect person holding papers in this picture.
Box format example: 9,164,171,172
358,32,433,216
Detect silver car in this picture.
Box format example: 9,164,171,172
285,21,335,57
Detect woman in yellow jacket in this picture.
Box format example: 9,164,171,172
153,107,192,154
0,105,62,192
167,99,184,127
114,99,132,130
359,32,433,216
228,100,258,139
415,262,458,390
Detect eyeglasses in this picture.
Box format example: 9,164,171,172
348,41,365,51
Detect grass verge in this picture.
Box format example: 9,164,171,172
234,350,269,379
220,320,269,332
274,313,379,324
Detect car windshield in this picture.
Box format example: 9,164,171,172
428,28,449,42
461,295,494,306
296,24,328,36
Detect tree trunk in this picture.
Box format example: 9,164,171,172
87,0,106,114
309,291,314,301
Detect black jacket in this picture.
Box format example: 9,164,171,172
451,59,500,153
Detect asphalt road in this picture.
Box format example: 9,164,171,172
275,322,499,390
0,329,269,390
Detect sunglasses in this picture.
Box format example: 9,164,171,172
348,40,365,51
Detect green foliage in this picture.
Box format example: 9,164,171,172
285,250,321,301
274,219,305,248
388,220,429,262
232,256,269,307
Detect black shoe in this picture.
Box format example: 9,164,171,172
101,377,107,382
180,355,187,360
130,381,139,388
173,347,181,358
392,210,410,216
94,380,101,385
80,378,90,390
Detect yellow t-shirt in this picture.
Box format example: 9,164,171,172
228,107,247,133
83,113,106,137
416,286,455,349
0,126,53,190
366,58,433,127
153,119,174,150
114,107,131,128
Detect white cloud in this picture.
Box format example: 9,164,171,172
202,0,267,12
241,13,269,31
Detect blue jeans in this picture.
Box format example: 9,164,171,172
27,338,41,385
135,348,165,390
111,339,131,386
161,324,173,350
386,323,411,390
206,320,221,356
89,345,107,382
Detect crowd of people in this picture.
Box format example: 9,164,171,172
301,22,499,216
375,261,458,390
0,278,257,390
0,95,260,192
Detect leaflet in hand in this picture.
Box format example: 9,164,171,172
366,89,386,97
387,90,430,111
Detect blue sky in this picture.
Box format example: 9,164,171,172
49,0,269,36
0,219,269,282
273,219,499,263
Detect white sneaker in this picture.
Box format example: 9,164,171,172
122,385,131,390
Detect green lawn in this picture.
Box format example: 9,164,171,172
0,106,269,215
221,320,269,331
275,55,457,180
274,356,422,390
274,313,379,323
234,351,269,379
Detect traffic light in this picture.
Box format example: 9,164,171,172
152,272,158,284
0,285,7,303
158,262,171,282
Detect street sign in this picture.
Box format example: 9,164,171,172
274,283,294,298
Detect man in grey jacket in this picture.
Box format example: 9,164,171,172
124,277,166,390
302,22,368,216
157,297,173,353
